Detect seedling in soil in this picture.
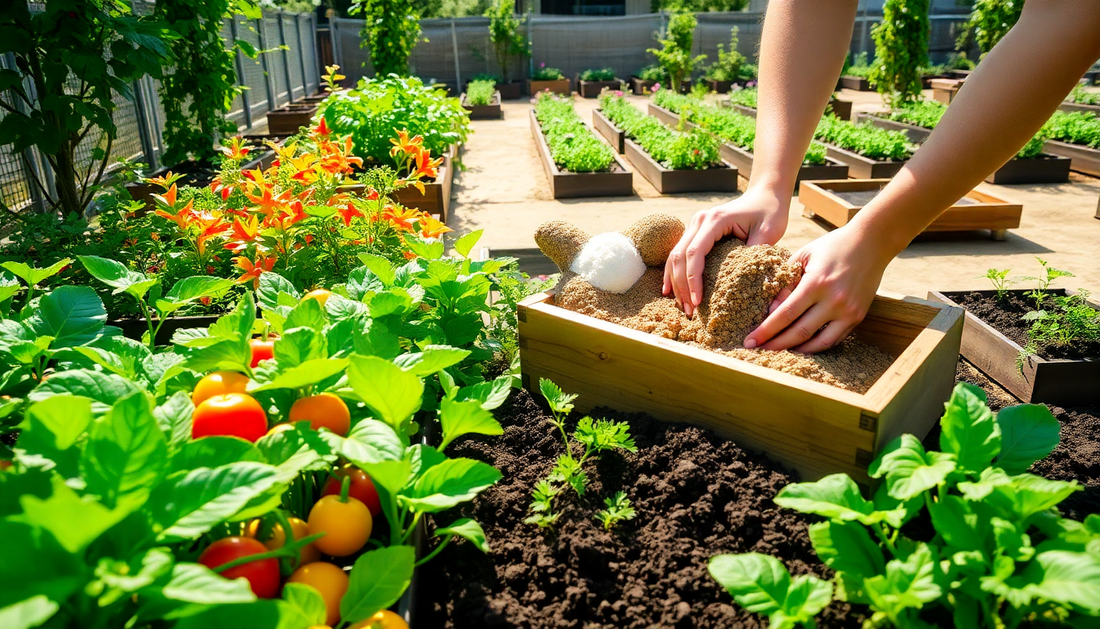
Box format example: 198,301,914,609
982,267,1017,301
527,379,637,528
1020,290,1100,364
1022,257,1074,310
594,491,637,531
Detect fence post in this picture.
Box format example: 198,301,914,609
230,17,253,130
277,10,294,102
257,13,278,113
295,15,309,96
451,18,462,90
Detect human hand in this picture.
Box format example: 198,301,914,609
743,224,893,354
663,187,790,317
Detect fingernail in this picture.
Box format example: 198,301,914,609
744,338,757,349
691,292,700,306
769,301,778,313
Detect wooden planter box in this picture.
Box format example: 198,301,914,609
623,138,738,194
266,104,318,136
528,78,571,96
629,76,658,95
646,103,849,185
931,78,963,105
799,179,1021,240
927,290,1100,406
529,110,632,198
728,96,851,121
593,109,625,154
708,79,734,93
517,290,964,482
576,77,622,98
824,144,908,179
1043,139,1100,177
475,81,521,100
1058,101,1100,116
126,148,275,211
984,154,1071,185
856,113,932,144
461,92,503,120
839,75,873,91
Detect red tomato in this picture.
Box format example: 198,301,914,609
322,467,382,518
192,371,249,406
197,536,280,598
250,338,275,368
192,393,268,442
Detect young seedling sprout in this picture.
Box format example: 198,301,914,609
982,267,1016,301
594,491,637,531
1023,257,1074,310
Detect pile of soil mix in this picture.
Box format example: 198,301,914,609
950,291,1100,361
417,389,863,628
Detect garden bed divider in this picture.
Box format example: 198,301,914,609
1058,101,1100,116
265,103,319,136
592,109,625,153
725,96,851,121
927,289,1100,406
1042,139,1100,178
839,75,872,91
575,76,623,98
855,113,932,144
517,290,964,483
823,144,907,179
623,138,738,194
528,109,633,199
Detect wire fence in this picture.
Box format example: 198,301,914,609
0,9,320,213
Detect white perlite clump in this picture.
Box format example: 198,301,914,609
569,232,646,294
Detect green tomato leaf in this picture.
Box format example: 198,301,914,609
3,258,72,287
78,255,153,298
454,375,512,411
808,520,885,582
347,355,424,431
356,254,396,286
15,477,128,554
863,544,941,616
986,473,1081,521
29,370,144,411
339,419,405,466
394,345,471,377
285,298,325,332
360,459,414,497
774,474,881,524
273,327,324,369
400,458,502,513
31,285,106,349
453,229,483,259
171,600,295,629
0,521,82,613
16,395,93,475
939,382,1001,475
183,338,252,375
251,358,348,392
995,404,1060,475
257,272,300,312
152,461,282,542
928,494,986,553
708,553,825,618
159,562,257,604
869,434,957,501
154,392,195,448
280,582,327,626
439,398,503,450
435,518,490,553
171,437,266,473
340,546,415,623
82,392,168,512
1016,550,1100,615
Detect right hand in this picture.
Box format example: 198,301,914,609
663,187,790,317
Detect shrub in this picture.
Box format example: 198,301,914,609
738,63,758,82
887,101,1049,158
868,0,930,106
532,65,565,81
814,115,914,161
534,94,616,173
1043,111,1100,148
354,0,421,76
486,0,529,83
727,86,758,109
465,79,497,106
704,28,746,83
958,0,1023,57
1068,84,1100,106
637,64,667,82
599,93,721,170
580,68,617,82
844,51,874,78
647,12,706,92
320,76,471,169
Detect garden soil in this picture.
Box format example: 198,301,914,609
952,291,1100,361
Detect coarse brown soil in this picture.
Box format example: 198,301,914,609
951,290,1100,361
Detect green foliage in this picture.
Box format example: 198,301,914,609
983,268,1017,301
713,383,1100,628
319,75,471,168
868,0,930,106
844,51,874,78
419,0,490,17
465,79,496,106
154,0,249,165
599,92,722,170
485,0,529,83
647,12,707,93
1023,290,1100,352
534,94,617,173
594,491,637,531
655,0,748,11
1067,84,1100,106
704,28,746,83
1043,110,1100,149
958,0,1023,57
889,100,1046,158
352,0,422,76
0,0,172,218
532,65,565,81
637,64,667,82
814,116,914,161
727,85,758,109
580,68,616,82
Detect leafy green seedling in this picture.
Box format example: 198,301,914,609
982,267,1016,301
594,491,636,531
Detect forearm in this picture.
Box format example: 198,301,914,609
750,0,858,199
852,0,1100,259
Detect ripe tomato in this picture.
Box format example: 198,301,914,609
288,562,349,626
303,289,332,307
197,536,280,598
192,371,250,406
289,393,351,437
322,467,382,518
308,495,372,557
247,516,320,565
350,610,409,629
192,393,268,442
250,338,275,368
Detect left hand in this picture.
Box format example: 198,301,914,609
743,225,893,354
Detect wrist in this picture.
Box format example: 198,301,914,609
838,215,902,269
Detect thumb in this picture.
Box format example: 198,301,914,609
746,220,785,247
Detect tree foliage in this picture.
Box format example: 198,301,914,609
958,0,1024,57
647,12,706,93
485,0,529,84
869,0,930,107
353,0,421,77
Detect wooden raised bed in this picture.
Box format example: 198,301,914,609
339,145,457,221
839,75,873,91
469,80,521,100
1058,101,1100,116
623,138,738,194
629,76,657,95
461,91,503,120
266,104,318,135
727,96,851,121
517,290,964,482
708,79,734,94
931,78,963,104
855,113,932,144
799,179,1022,240
576,77,622,98
1043,139,1100,178
824,144,908,179
646,103,849,185
928,289,1100,406
529,78,571,96
528,110,633,199
592,109,625,154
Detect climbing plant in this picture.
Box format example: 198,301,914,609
869,0,930,106
486,0,529,84
957,0,1024,58
353,0,422,76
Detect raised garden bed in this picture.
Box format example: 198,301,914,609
126,144,276,210
460,91,503,120
593,108,625,153
799,179,1022,240
468,80,521,100
266,103,318,135
516,290,963,482
838,75,872,91
708,79,734,93
529,109,633,198
576,76,622,98
728,96,851,121
1058,101,1100,116
1043,139,1100,177
629,76,657,95
855,112,931,144
822,143,907,179
623,138,738,194
529,78,571,96
928,289,1100,406
930,77,963,104
339,144,457,221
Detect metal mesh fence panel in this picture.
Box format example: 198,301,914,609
331,18,373,80
299,15,320,92
236,15,271,118
529,14,663,82
694,12,764,67
264,16,290,108
285,14,306,100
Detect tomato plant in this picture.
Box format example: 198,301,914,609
192,392,268,442
288,561,349,626
198,536,281,599
192,370,250,406
323,466,383,518
290,392,351,437
308,494,372,557
248,516,321,566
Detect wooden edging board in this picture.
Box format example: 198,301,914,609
528,109,633,198
517,290,964,482
856,113,932,144
799,179,1022,240
927,290,1100,406
725,95,852,121
576,77,623,98
593,109,626,153
1043,139,1100,178
1058,101,1100,116
646,103,849,186
824,144,908,179
623,138,738,194
266,105,318,136
460,91,503,120
528,78,571,96
839,75,873,91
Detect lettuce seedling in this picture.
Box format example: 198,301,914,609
594,491,637,531
711,383,1100,628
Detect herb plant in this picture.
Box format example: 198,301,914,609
535,94,616,173
594,491,637,531
647,11,706,93
843,51,874,78
637,64,667,82
1067,83,1100,106
1042,111,1100,149
352,0,421,76
983,267,1017,301
1022,290,1100,354
1023,257,1076,310
711,383,1100,628
532,64,565,81
465,79,497,106
704,27,747,83
868,0,929,106
485,0,529,84
727,85,758,109
814,116,914,161
600,92,722,170
889,101,1047,158
526,379,636,528
580,68,617,82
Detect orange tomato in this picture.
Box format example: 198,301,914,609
250,338,275,368
289,393,351,437
350,610,409,629
192,393,268,442
308,495,371,557
288,562,349,626
322,467,382,518
302,289,332,307
192,371,250,406
246,516,320,565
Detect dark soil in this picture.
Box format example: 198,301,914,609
951,290,1100,361
417,388,862,629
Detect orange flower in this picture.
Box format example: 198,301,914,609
236,254,275,289
154,198,195,230
224,216,260,252
313,116,331,137
410,148,443,181
389,129,423,159
153,183,178,209
383,205,420,232
403,250,417,260
245,181,295,218
220,137,251,160
193,212,230,257
337,203,364,227
418,213,452,239
146,171,181,190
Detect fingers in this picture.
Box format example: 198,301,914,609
669,214,714,317
744,283,813,349
792,321,858,355
768,285,794,315
758,303,832,352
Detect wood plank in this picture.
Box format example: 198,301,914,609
623,138,738,194
593,109,626,154
1042,140,1100,177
